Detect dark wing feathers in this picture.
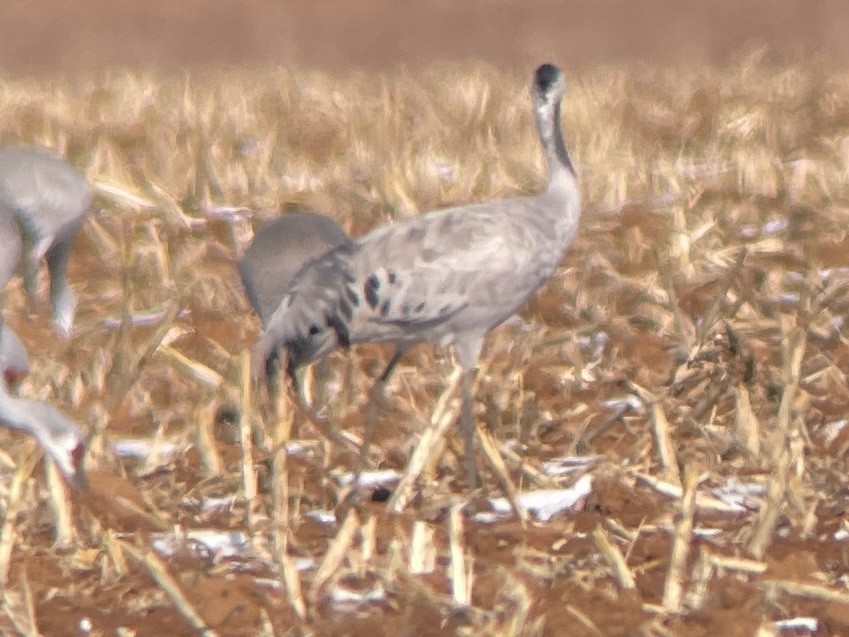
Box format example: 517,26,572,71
257,243,361,371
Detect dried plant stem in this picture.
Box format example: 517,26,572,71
670,205,693,278
448,503,471,607
662,465,698,613
591,526,635,590
634,472,740,513
2,569,40,637
356,516,375,566
194,402,223,475
294,396,362,460
747,447,792,560
103,529,128,577
629,382,680,484
17,570,37,637
685,548,768,610
268,388,304,619
83,215,120,262
499,571,533,637
564,605,604,636
649,400,679,484
271,423,292,539
311,509,360,598
711,554,768,574
684,547,713,611
279,552,306,621
239,350,258,530
160,345,224,390
498,443,556,488
45,460,74,545
120,541,219,637
0,448,38,588
387,366,463,514
476,426,528,524
762,579,849,605
770,325,806,459
734,384,760,456
693,248,747,345
105,301,182,412
409,521,436,575
748,325,806,559
91,179,157,211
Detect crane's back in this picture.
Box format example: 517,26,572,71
0,147,93,242
342,188,579,348
239,212,351,325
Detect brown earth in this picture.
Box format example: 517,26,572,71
3,0,849,74
2,3,849,637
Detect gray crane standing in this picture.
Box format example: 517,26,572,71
256,63,581,487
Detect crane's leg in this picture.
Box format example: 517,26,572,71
45,239,76,337
285,354,309,439
261,345,283,399
460,367,478,489
377,348,405,385
453,335,484,490
0,315,4,391
22,252,39,315
357,347,405,483
285,363,361,460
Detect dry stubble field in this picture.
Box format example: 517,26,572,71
2,58,849,636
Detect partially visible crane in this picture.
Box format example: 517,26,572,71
0,330,87,489
0,146,93,336
0,324,29,391
240,211,350,326
239,211,350,391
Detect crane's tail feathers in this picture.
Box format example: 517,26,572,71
256,247,358,380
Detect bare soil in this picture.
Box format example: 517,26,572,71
1,3,849,636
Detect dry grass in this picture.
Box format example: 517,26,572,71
2,57,849,635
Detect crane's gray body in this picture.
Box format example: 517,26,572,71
0,146,93,336
263,189,579,371
239,212,350,326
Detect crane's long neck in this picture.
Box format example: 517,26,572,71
535,98,576,191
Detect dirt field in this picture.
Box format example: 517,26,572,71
2,3,849,637
3,0,849,73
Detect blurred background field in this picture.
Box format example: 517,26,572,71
2,2,849,636
4,0,849,73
